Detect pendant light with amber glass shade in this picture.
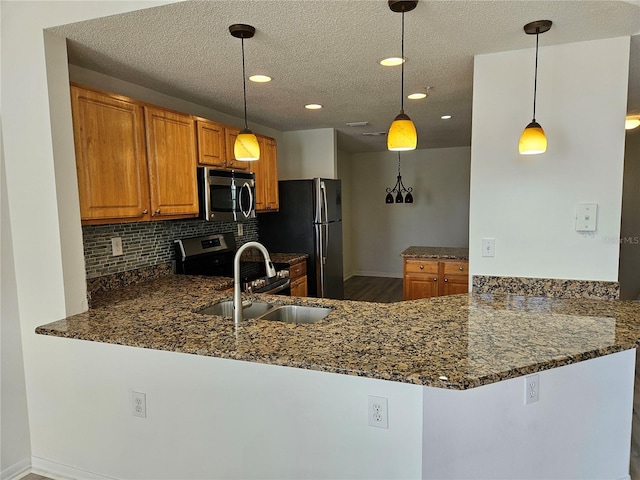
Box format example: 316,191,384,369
229,24,260,161
387,0,418,151
519,20,552,155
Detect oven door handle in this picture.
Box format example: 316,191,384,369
260,278,291,295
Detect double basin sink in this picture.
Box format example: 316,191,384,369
198,300,332,324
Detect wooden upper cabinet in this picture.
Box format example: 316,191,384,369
254,135,279,212
196,119,226,168
70,85,151,223
223,127,250,171
144,106,199,219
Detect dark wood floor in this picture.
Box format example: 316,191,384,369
344,275,402,303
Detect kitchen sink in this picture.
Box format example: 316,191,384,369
198,300,273,318
257,305,333,324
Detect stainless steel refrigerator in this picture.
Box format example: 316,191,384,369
258,178,344,299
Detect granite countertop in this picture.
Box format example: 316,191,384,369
36,275,640,390
401,246,469,260
241,251,308,265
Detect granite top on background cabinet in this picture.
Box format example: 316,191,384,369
36,275,640,390
401,246,469,260
241,251,308,266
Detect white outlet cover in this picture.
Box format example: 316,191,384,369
525,374,539,405
482,238,496,257
368,395,388,429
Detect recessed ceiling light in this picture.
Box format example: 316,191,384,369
249,74,271,83
441,115,452,120
408,93,427,100
305,104,322,110
380,57,405,67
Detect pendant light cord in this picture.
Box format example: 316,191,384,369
532,29,539,122
241,37,248,130
400,10,405,113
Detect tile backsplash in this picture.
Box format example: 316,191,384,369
82,218,258,278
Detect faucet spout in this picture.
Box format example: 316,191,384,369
233,241,276,324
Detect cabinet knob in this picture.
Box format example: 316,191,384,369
142,209,148,214
419,265,424,270
459,266,464,271
152,209,160,216
444,278,449,282
433,278,437,282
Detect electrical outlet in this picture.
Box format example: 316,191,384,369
237,223,243,236
368,395,388,428
525,374,539,405
133,391,147,418
111,237,123,256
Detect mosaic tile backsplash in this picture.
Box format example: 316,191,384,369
82,218,258,279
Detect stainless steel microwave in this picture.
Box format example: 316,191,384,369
198,168,256,222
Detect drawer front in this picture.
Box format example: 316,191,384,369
289,260,307,279
443,260,468,276
404,259,439,274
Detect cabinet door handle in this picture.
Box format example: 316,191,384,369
142,209,148,214
419,265,424,270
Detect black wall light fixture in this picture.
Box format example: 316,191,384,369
385,153,414,204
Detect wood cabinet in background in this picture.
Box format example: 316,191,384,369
144,106,199,219
70,85,151,223
289,259,308,297
254,135,279,212
403,258,468,300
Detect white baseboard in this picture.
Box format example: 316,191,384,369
352,271,403,279
1,457,30,480
31,457,117,480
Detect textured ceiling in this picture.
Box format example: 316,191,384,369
49,0,640,153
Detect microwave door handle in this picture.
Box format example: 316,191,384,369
241,182,253,218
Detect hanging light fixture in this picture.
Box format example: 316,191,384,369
385,153,414,204
519,20,552,155
229,24,260,161
387,0,418,152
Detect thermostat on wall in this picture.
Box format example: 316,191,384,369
575,203,598,232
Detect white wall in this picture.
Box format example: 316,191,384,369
619,129,640,299
0,1,179,476
280,128,337,179
1,124,32,479
348,147,471,278
29,338,423,480
469,37,630,282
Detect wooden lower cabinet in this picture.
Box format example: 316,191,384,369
403,258,468,300
289,259,308,297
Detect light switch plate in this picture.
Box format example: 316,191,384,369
576,203,597,232
482,238,495,257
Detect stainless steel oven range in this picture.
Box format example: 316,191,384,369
174,233,290,295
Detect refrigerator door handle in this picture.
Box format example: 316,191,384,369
320,181,328,224
315,223,325,297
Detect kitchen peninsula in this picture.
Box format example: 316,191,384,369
36,276,639,479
